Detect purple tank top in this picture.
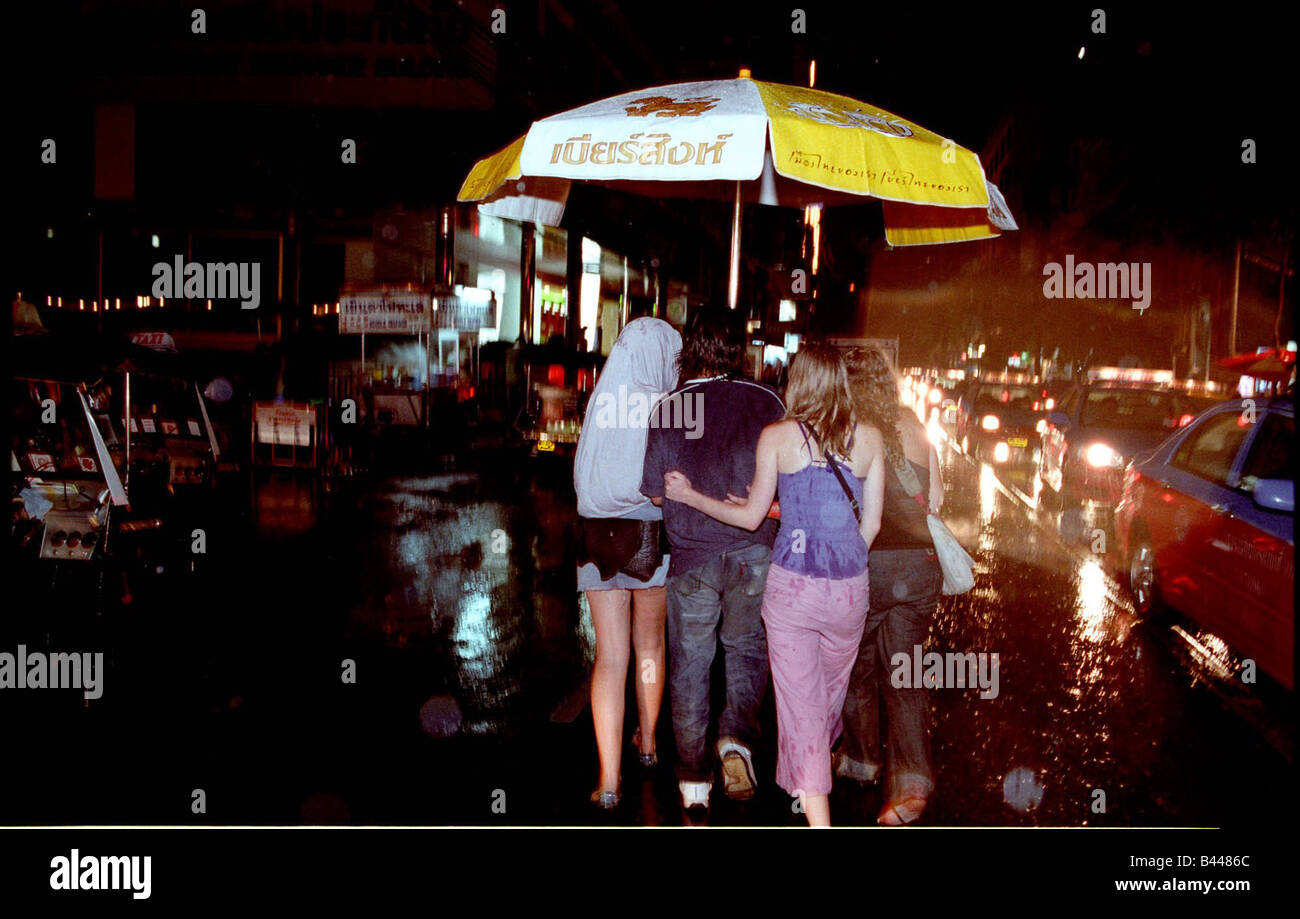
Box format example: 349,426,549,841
771,427,869,579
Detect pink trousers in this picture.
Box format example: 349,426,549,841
761,562,870,798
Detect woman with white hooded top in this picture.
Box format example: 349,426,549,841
573,317,682,810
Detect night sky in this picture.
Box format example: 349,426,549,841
8,1,1295,365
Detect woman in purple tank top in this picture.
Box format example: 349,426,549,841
663,345,885,826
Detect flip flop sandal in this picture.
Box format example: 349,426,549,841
877,797,927,826
632,728,658,768
591,788,622,811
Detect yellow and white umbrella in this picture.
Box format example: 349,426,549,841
458,74,1016,305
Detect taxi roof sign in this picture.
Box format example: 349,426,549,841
1086,366,1173,385
130,330,178,352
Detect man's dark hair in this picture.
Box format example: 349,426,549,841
679,306,745,379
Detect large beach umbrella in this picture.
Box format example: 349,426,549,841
458,73,1017,307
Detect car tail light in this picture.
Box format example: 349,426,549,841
981,415,1000,431
1045,398,1055,410
1177,413,1194,427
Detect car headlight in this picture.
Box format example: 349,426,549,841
993,442,1010,463
1084,443,1122,468
981,415,1000,431
1036,419,1047,434
928,389,942,405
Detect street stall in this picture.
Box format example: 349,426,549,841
11,376,126,575
336,286,434,428
9,329,222,607
326,285,497,470
333,285,496,425
510,343,600,461
117,333,222,493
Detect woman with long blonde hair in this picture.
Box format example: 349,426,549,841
664,344,884,826
838,347,945,826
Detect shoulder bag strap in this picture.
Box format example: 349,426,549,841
800,422,862,523
888,449,930,511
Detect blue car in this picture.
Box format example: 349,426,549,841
1039,381,1225,507
1115,397,1294,690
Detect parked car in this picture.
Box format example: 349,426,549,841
1115,397,1293,689
1039,376,1228,508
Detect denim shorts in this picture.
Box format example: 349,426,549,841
576,555,670,591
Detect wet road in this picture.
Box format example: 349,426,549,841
2,439,1292,827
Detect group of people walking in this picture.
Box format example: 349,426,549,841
572,307,946,827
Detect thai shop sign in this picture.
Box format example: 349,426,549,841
339,290,431,334
253,402,316,446
435,287,497,331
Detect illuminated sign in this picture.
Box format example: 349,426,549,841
1086,367,1174,384
339,289,430,335
130,331,178,352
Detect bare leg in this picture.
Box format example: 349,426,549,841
630,586,667,756
588,589,632,794
803,793,831,827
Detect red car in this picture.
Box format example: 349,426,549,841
1116,397,1294,690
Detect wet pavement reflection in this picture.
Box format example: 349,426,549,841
2,445,1292,828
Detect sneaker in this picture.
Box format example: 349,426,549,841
679,780,712,810
716,737,757,801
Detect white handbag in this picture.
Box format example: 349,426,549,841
890,455,975,596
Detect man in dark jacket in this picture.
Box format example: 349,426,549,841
641,306,784,817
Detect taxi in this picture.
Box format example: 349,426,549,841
1038,368,1228,508
1115,397,1293,689
955,372,1045,468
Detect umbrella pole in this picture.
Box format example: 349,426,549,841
124,370,131,497
728,181,742,310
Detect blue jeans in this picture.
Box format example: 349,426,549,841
665,542,771,783
841,547,942,802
